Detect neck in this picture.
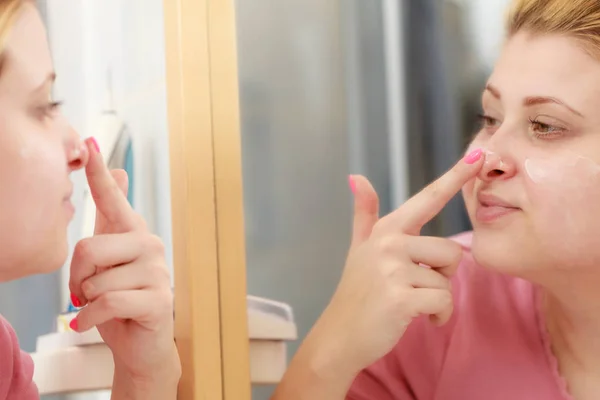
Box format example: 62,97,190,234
541,271,600,372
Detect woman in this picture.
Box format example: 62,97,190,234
0,1,180,398
273,0,600,399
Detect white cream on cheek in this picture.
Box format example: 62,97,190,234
522,152,600,258
524,152,600,185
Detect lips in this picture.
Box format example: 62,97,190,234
475,192,519,223
63,185,73,202
63,186,75,219
477,193,516,208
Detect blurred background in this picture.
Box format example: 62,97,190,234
0,0,510,399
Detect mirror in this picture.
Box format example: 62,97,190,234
0,0,512,399
23,0,255,399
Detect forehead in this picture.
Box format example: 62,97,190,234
488,32,600,112
0,3,53,95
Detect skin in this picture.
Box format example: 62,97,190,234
464,31,600,280
0,4,180,398
0,1,84,280
273,32,600,400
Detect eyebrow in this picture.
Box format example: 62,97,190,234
32,72,56,94
484,83,584,118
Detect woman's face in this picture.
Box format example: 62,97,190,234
463,31,600,279
0,3,87,281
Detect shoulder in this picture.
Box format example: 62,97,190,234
0,315,38,399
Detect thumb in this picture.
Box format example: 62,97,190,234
350,175,379,248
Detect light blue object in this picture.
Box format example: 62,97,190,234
124,139,134,206
106,124,134,208
66,301,78,313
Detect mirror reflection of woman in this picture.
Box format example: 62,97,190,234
274,0,600,399
0,1,180,398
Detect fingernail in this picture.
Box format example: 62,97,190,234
88,137,100,153
70,293,82,308
464,148,483,164
348,175,356,194
69,317,79,332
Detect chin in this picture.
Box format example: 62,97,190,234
25,238,69,278
470,228,540,278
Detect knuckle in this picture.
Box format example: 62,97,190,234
73,238,94,261
81,280,95,299
136,214,148,230
149,262,171,283
449,244,463,267
143,234,165,254
437,290,453,308
153,290,174,318
161,289,174,309
98,292,122,315
375,236,401,256
371,219,389,237
389,286,412,308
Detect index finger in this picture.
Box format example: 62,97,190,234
391,148,484,233
85,137,139,231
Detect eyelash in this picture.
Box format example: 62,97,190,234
47,100,62,112
476,114,565,139
39,100,63,119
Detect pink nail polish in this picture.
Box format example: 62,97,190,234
348,175,356,194
70,293,82,308
69,317,79,332
88,137,100,153
464,149,483,164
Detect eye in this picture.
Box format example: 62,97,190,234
46,100,62,115
477,113,500,131
528,117,566,139
36,100,62,120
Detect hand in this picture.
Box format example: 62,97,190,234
308,149,485,375
69,138,180,386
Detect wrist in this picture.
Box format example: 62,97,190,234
112,352,181,400
112,370,179,400
273,332,359,400
301,323,363,382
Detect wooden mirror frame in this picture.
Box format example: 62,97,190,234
163,0,251,398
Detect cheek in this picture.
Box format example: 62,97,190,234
0,119,68,269
16,136,66,218
524,154,600,263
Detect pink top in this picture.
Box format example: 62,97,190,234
348,231,573,400
0,315,38,399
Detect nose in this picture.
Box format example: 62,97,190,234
65,125,89,171
478,149,517,182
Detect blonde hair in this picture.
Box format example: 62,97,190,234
507,0,600,56
0,0,23,70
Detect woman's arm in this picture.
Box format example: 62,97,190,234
271,323,361,400
111,353,181,400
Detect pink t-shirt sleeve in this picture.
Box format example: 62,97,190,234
0,316,39,399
